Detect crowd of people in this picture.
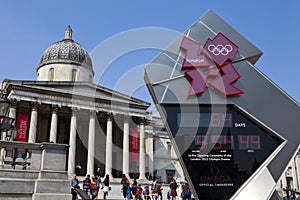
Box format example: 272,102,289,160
71,174,110,200
71,173,193,200
120,174,165,200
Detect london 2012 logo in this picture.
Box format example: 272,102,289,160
180,32,243,96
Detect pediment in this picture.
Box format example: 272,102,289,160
3,79,150,110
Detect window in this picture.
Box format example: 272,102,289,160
71,69,77,81
166,170,175,184
48,68,54,81
167,141,172,156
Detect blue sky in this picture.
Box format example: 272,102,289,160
0,1,299,105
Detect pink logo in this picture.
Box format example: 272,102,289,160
180,37,210,68
180,33,243,96
203,32,238,66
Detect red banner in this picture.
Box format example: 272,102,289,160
130,128,139,162
16,113,29,142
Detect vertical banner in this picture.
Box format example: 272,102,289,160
16,113,29,142
130,128,139,162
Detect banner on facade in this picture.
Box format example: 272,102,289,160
130,128,139,162
16,113,29,142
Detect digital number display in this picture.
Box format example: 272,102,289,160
161,104,283,200
195,135,234,150
179,113,232,127
195,135,261,150
238,135,260,149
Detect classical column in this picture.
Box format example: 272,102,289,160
68,108,78,175
139,118,146,179
147,133,154,176
122,115,130,177
49,105,59,143
87,111,96,175
28,103,39,143
105,113,113,176
7,99,17,141
8,99,17,125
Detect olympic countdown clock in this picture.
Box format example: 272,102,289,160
145,10,300,200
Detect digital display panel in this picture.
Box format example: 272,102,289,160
179,113,233,127
162,104,283,200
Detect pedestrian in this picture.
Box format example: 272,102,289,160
142,185,151,200
151,187,158,200
95,174,101,195
90,176,98,199
102,174,110,200
121,174,130,199
157,181,163,200
169,178,177,200
75,163,82,176
135,184,142,200
131,178,138,197
82,174,91,197
125,184,132,200
181,183,191,200
70,175,79,200
152,179,158,191
167,189,171,200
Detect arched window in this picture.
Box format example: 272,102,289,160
71,69,77,81
49,68,54,81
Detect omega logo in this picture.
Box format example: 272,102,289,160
200,167,232,183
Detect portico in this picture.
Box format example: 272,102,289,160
2,80,151,178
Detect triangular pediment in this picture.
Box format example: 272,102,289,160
3,79,150,112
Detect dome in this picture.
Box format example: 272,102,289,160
38,26,93,74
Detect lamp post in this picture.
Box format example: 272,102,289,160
0,93,15,168
0,94,15,136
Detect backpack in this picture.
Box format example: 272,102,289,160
90,180,97,190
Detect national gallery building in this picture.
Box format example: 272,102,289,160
0,26,184,183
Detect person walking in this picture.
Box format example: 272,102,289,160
95,174,101,197
125,184,132,200
82,174,91,198
102,174,110,200
70,175,79,200
169,178,178,200
131,178,138,197
90,176,98,199
157,181,163,200
135,184,142,200
121,174,130,199
181,183,191,200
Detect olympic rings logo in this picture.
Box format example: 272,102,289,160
207,44,233,56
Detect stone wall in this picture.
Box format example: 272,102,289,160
0,141,71,200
